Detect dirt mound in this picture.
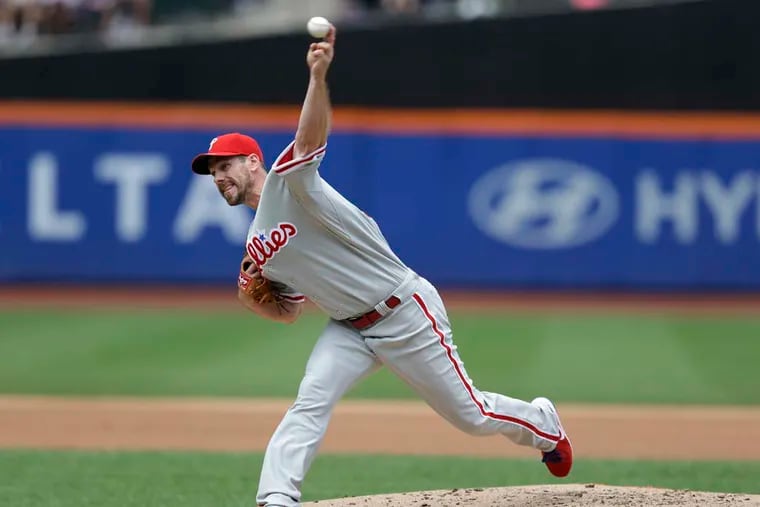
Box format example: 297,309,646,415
302,484,760,506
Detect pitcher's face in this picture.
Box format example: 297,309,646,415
209,155,253,206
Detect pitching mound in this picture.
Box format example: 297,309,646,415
302,484,760,506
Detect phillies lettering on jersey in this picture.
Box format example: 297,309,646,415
246,222,298,267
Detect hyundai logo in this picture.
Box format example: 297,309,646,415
468,159,620,249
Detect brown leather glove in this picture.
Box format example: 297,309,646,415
238,254,280,305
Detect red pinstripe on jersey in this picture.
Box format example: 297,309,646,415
272,141,327,176
412,293,561,443
280,293,305,303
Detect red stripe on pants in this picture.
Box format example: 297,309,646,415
412,293,561,443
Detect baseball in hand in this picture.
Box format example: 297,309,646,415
307,16,331,38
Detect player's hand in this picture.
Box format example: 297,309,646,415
306,25,335,80
241,252,257,276
240,253,267,287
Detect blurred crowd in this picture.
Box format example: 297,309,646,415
353,0,443,14
0,0,617,46
0,0,151,43
352,0,611,15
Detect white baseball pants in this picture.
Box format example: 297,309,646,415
256,274,562,507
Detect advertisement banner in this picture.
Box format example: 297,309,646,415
1,123,759,289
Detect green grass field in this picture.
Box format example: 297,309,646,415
1,308,759,505
1,451,759,507
0,309,758,404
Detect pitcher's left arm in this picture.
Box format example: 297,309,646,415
237,254,304,324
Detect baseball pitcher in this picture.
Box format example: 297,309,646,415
190,24,573,507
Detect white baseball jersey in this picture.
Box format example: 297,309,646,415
249,141,569,507
245,140,413,320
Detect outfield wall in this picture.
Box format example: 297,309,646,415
1,103,759,290
0,0,757,110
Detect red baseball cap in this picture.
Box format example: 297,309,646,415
191,133,265,174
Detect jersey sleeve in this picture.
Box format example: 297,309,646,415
271,140,326,182
272,281,306,304
279,290,306,304
270,139,352,241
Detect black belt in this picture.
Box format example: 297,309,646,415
346,296,401,330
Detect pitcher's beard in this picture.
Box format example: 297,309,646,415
222,186,245,206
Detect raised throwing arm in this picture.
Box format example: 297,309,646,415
293,25,336,158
